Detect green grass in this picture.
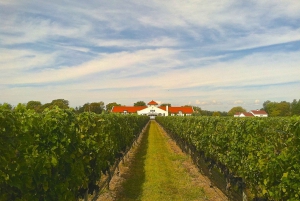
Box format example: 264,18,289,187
116,121,206,201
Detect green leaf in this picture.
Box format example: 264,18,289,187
43,181,49,191
51,156,58,166
263,189,267,195
282,172,288,178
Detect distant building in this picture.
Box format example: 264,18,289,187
250,110,268,117
234,110,268,117
111,100,194,119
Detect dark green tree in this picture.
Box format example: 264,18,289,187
291,99,300,116
106,102,121,112
77,102,105,114
263,100,290,116
134,101,146,106
50,99,69,109
26,101,42,112
40,103,52,111
160,103,172,107
212,111,221,116
89,102,105,114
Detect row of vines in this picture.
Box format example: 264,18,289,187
156,116,300,201
0,106,149,201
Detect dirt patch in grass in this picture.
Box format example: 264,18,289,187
96,123,149,201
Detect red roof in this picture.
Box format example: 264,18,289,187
159,106,194,114
148,100,158,105
243,112,254,117
235,112,254,117
111,106,147,113
251,110,268,115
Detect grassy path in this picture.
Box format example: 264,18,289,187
115,121,211,201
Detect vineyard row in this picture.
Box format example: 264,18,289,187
0,106,149,201
156,116,300,201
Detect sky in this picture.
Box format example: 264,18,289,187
1,0,300,111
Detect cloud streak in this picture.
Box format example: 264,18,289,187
1,0,300,111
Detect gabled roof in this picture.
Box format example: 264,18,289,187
242,112,254,117
159,106,194,114
148,100,158,105
251,110,268,115
112,106,147,113
235,112,254,117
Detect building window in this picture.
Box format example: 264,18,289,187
124,110,128,114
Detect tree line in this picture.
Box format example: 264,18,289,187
0,99,121,114
262,99,300,116
1,99,299,116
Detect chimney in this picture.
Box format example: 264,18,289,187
166,105,168,113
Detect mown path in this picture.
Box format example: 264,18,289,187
99,121,227,201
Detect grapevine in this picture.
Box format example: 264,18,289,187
156,116,300,201
0,105,149,200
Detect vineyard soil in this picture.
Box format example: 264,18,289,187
97,121,228,201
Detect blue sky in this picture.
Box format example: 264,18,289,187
1,0,300,111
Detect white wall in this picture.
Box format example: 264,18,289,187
137,105,168,116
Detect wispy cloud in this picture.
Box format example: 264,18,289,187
1,0,300,111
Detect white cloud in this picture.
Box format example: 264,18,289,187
0,49,57,71
1,0,300,111
0,48,178,85
195,100,222,106
234,100,244,105
213,27,300,51
95,37,179,48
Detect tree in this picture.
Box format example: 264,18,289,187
14,103,27,112
263,100,271,113
40,103,52,111
76,102,105,114
277,101,290,116
106,102,122,112
26,101,42,112
50,99,69,109
0,103,13,110
263,100,290,117
190,106,201,116
212,111,221,116
38,99,69,112
89,102,105,114
134,101,146,106
160,103,171,107
291,99,300,116
219,111,228,116
228,106,246,116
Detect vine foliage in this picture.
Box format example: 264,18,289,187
156,116,300,201
0,106,149,200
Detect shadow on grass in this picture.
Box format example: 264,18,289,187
115,122,150,201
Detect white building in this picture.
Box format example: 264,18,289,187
137,100,168,119
112,100,194,119
234,110,268,117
